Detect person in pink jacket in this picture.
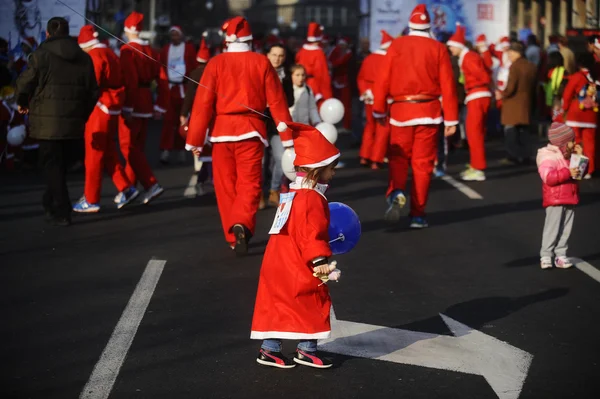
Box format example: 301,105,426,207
536,123,584,270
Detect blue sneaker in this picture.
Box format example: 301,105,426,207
116,186,140,209
142,183,164,204
433,168,446,178
384,190,407,222
409,216,429,229
73,197,100,213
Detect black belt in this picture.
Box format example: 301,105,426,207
169,81,184,85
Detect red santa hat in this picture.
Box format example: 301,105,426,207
196,34,210,63
496,36,510,51
78,25,99,48
124,11,144,34
265,33,282,47
224,16,253,43
289,122,340,168
408,4,431,30
446,23,466,49
21,36,37,50
380,30,393,49
337,36,350,46
476,34,487,46
306,22,324,43
169,25,183,35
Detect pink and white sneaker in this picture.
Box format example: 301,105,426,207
555,256,573,269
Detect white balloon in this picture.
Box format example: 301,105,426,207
7,125,26,146
315,122,338,144
281,147,297,181
319,98,345,124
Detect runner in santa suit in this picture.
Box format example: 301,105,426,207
372,4,458,229
251,122,340,369
295,22,332,108
329,37,353,132
447,24,492,182
156,26,197,164
357,30,393,169
185,17,293,255
73,25,139,213
118,11,164,205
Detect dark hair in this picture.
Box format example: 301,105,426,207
587,35,598,45
266,43,285,54
527,34,538,46
576,52,596,75
509,40,524,56
547,51,564,70
47,17,69,37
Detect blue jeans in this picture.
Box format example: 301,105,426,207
269,135,284,191
262,339,317,353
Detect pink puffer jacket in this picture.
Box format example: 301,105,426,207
536,144,579,208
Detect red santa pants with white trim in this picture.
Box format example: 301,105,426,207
573,126,596,175
212,139,263,244
359,104,390,163
159,85,186,151
387,124,438,217
465,97,491,171
333,86,352,130
84,108,131,204
118,116,158,190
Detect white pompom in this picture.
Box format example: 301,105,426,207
421,15,426,20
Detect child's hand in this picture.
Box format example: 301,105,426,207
574,144,583,155
570,168,581,179
313,262,335,275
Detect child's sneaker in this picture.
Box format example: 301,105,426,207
540,256,552,269
384,191,406,222
73,197,100,213
293,349,333,369
555,256,573,269
256,349,295,369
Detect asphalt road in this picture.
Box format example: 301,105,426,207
1,121,599,399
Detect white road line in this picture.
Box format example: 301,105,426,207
80,259,166,399
441,175,484,200
572,258,600,284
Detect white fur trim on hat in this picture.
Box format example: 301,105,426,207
169,26,182,34
276,122,288,133
225,33,253,43
79,39,100,48
298,152,341,168
307,35,323,42
447,40,465,49
196,57,208,63
124,26,138,34
408,22,431,30
380,41,391,50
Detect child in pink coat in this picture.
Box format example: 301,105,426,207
536,122,584,269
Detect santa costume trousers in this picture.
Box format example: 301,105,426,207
159,85,186,151
119,116,158,190
387,124,438,217
465,97,491,171
359,104,389,163
85,108,131,204
334,86,352,130
572,126,596,175
212,139,263,244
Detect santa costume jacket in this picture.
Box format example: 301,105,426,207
120,39,160,118
295,43,333,102
156,39,197,111
459,49,492,104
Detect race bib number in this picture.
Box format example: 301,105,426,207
268,192,296,235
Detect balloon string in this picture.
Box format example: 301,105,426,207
55,0,271,120
329,234,345,244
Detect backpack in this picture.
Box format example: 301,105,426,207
577,72,599,112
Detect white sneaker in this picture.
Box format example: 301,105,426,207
461,168,486,181
114,191,125,204
583,174,592,180
160,150,170,164
555,256,573,269
540,256,552,270
143,183,164,204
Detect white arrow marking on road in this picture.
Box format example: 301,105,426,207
319,308,532,399
572,257,600,284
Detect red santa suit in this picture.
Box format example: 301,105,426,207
185,17,293,247
295,23,332,106
329,37,353,130
562,68,597,175
77,25,132,205
119,12,160,190
493,37,511,109
448,26,492,172
251,122,340,341
357,30,393,166
372,5,458,218
475,34,499,74
156,26,197,153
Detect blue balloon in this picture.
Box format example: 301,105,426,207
328,202,361,255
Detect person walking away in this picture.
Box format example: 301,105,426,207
157,26,197,164
251,122,341,369
544,51,567,122
185,17,293,256
329,37,353,133
295,22,332,108
496,41,537,165
447,24,492,182
73,25,139,213
181,35,212,198
537,123,583,269
357,30,393,170
118,11,164,205
561,52,598,179
15,17,98,226
372,4,459,229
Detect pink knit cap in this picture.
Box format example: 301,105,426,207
548,122,574,149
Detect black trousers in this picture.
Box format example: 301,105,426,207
504,124,532,161
38,139,83,219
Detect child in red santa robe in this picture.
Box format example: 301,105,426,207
251,122,341,369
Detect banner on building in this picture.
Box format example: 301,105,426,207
369,0,509,51
0,0,86,52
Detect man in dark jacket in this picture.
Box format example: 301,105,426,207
16,17,99,226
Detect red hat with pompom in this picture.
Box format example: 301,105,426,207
408,4,431,30
289,122,340,168
78,25,99,48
